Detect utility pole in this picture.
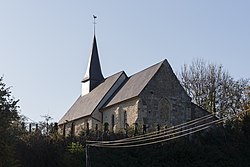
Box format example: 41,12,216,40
85,144,90,167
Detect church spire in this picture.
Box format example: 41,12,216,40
81,34,104,96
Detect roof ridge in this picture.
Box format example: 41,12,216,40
105,71,127,79
128,59,165,78
105,59,168,108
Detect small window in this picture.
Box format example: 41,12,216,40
104,122,109,132
134,123,138,135
63,124,66,137
86,122,89,130
111,114,115,130
124,111,127,128
70,122,75,136
86,122,90,135
95,124,98,131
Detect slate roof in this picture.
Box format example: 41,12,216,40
58,71,124,124
82,35,104,82
82,35,104,92
105,60,166,108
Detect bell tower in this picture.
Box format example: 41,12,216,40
81,16,104,96
81,35,104,96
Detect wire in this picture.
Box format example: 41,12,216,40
87,114,214,144
87,110,247,149
90,121,223,148
88,115,214,145
90,119,222,147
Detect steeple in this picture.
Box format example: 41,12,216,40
81,35,104,96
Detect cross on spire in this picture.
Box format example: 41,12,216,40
93,15,97,35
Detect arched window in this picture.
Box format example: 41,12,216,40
158,98,171,122
134,123,138,136
124,111,127,128
95,124,98,131
70,122,75,136
111,114,115,130
63,124,66,137
104,122,109,132
86,122,90,135
86,122,89,130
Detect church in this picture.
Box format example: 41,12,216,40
58,34,209,136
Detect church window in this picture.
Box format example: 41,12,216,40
158,98,171,121
134,123,138,136
111,114,115,130
143,124,146,134
70,122,75,136
85,122,90,132
104,122,109,132
63,124,66,137
124,111,127,128
95,124,98,131
86,122,90,135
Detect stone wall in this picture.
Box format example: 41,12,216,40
139,61,192,131
102,98,139,133
191,103,211,119
58,117,92,136
101,61,196,133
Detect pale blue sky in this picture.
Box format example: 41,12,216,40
0,1,249,122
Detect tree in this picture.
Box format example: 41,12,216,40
0,77,20,167
179,59,249,117
39,114,54,135
243,86,250,112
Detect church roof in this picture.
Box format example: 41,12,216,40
59,59,173,124
82,35,104,84
58,71,124,124
105,60,166,108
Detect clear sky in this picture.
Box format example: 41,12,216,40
0,1,249,122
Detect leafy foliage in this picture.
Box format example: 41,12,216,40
0,77,20,167
8,114,250,167
0,77,19,131
90,116,250,167
179,59,249,117
68,142,84,154
243,86,250,112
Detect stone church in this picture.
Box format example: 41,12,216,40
58,35,208,136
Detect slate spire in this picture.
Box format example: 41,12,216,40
81,35,104,96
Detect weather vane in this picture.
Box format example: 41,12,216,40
93,15,97,35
